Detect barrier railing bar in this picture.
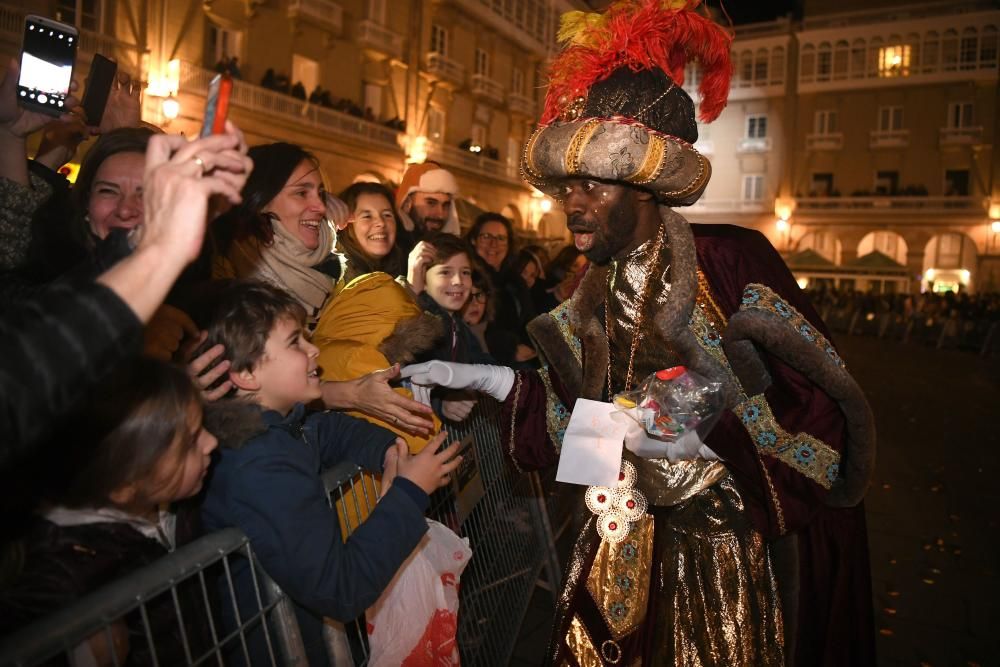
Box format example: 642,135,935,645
138,601,160,667
170,585,194,664
220,552,256,665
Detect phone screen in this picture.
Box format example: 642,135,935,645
18,18,77,111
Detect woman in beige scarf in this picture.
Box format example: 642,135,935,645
213,142,344,321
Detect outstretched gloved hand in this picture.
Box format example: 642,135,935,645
400,360,515,405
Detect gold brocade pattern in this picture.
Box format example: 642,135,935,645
606,239,679,393
549,300,583,363
740,283,847,369
649,475,784,666
566,616,602,667
585,516,655,639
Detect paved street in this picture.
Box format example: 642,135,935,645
511,335,1000,665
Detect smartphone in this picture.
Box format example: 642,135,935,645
81,53,117,126
200,73,233,137
17,15,78,116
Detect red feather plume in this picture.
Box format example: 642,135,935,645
542,0,734,125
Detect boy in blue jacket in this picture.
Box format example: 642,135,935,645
199,281,461,666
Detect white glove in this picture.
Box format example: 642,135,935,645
400,360,515,404
615,413,720,462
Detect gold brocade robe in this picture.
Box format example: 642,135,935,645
534,239,784,666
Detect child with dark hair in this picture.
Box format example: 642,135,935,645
0,358,218,666
198,280,462,667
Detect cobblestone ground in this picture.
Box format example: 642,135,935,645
511,335,1000,666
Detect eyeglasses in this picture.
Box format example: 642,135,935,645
470,290,489,303
478,232,508,244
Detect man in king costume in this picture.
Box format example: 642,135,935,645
403,1,877,664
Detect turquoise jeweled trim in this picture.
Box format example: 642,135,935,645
739,284,846,369
538,365,570,452
689,301,842,490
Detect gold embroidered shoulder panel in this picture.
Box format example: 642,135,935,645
548,299,583,364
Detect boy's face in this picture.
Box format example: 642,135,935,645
426,253,472,313
250,316,322,414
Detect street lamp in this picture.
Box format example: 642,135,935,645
775,218,791,250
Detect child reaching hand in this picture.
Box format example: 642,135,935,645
198,281,462,667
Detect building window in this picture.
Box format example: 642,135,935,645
923,32,940,73
874,171,899,195
817,42,832,81
512,67,524,95
427,107,445,141
746,114,768,139
742,174,765,202
800,44,815,83
475,48,489,76
207,23,243,71
814,110,838,135
430,24,448,56
944,169,969,196
754,49,768,83
56,0,101,31
810,173,834,197
850,39,866,77
960,28,978,70
739,50,753,84
878,106,903,131
947,102,973,128
878,45,911,77
981,26,998,67
769,47,785,85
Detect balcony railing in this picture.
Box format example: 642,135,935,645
870,129,910,148
508,92,536,117
806,132,844,150
687,198,768,213
939,126,984,146
737,137,772,153
287,0,343,34
794,195,987,212
471,74,505,105
426,141,521,184
425,52,465,87
178,62,402,151
356,19,403,60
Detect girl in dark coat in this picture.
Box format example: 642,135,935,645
0,360,218,666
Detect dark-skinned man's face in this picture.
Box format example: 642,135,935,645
558,179,639,265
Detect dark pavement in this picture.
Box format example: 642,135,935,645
510,334,1000,666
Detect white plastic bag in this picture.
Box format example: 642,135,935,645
366,519,472,666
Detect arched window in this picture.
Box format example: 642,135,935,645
941,29,959,71
740,49,753,86
754,48,769,84
960,27,978,70
868,36,883,77
770,46,786,85
800,43,816,83
923,31,939,73
817,41,832,81
850,38,866,77
906,33,921,72
833,40,849,79
981,25,999,68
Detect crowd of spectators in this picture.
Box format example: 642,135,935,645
805,287,1000,355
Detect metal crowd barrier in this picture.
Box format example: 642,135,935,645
0,398,563,667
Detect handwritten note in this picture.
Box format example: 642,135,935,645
556,399,627,487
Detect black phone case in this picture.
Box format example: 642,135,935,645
81,55,118,126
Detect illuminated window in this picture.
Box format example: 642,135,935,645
878,45,911,76
430,24,448,56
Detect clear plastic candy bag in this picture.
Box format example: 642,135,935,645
612,366,725,439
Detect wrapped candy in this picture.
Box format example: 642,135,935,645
612,366,724,439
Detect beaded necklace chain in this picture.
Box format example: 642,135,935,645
605,228,665,394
